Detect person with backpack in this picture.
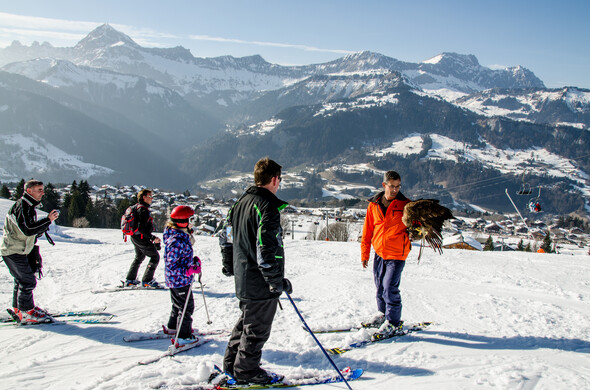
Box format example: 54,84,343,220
123,189,162,288
162,205,201,345
1,179,59,324
219,157,291,385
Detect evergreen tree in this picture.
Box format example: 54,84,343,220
95,197,118,229
40,183,61,212
0,184,10,199
525,242,532,252
117,198,131,219
517,239,525,251
483,235,494,251
67,190,85,225
540,233,553,253
61,193,72,226
85,200,98,227
11,179,25,200
78,180,92,212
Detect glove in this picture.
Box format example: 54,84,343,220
282,278,293,295
269,278,293,295
222,267,233,277
186,265,201,276
185,256,202,276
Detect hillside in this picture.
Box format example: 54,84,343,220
0,198,589,389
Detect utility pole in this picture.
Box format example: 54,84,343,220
291,220,295,240
325,211,329,241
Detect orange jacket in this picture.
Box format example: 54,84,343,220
361,192,411,261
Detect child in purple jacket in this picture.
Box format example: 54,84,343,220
163,206,201,344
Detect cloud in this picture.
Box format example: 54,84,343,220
188,34,354,55
488,64,508,70
0,12,353,56
0,12,99,32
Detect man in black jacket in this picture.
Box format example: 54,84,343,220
1,179,59,323
124,189,161,287
219,157,292,385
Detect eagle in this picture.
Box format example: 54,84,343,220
402,199,455,261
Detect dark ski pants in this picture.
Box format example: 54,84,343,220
167,285,194,339
126,237,160,283
3,254,37,311
373,254,405,326
223,299,278,381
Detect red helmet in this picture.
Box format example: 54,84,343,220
170,205,194,227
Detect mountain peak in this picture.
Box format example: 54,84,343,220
75,24,138,51
423,52,480,68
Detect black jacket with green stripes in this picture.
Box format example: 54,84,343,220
220,185,288,301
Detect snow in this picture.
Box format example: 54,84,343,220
1,197,589,389
0,134,114,180
455,88,590,124
366,133,590,201
422,54,444,65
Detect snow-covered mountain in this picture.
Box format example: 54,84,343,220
2,58,221,143
454,87,590,130
0,25,543,101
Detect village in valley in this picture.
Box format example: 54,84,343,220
2,181,587,256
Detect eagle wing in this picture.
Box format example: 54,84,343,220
403,199,455,254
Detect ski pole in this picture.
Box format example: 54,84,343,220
198,273,212,324
172,278,195,349
285,293,353,390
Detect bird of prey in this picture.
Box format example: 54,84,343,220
402,199,455,261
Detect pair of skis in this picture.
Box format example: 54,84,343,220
304,321,434,355
132,325,229,365
124,326,229,342
138,337,212,365
2,307,115,326
92,282,168,294
158,365,364,389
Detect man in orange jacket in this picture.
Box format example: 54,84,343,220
361,170,411,338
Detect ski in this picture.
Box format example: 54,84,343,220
49,306,109,317
302,325,361,334
326,322,433,355
206,366,363,390
124,327,228,342
2,309,115,327
138,338,210,365
91,284,168,294
1,307,109,323
306,320,432,334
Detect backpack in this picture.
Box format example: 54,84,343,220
121,204,146,241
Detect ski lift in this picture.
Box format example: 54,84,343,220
516,174,532,195
528,187,542,213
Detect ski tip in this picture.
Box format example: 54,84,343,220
350,368,364,379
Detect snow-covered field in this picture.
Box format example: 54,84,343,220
1,199,589,389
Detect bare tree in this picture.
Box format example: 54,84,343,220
318,222,349,242
72,217,90,228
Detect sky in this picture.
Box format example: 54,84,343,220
0,0,588,89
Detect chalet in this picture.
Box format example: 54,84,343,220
484,222,502,233
442,234,482,251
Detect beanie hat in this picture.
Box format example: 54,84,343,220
170,205,194,227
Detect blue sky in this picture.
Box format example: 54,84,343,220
0,0,588,88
